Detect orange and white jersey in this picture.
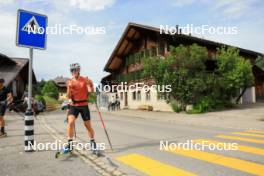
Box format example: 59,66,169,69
67,76,91,106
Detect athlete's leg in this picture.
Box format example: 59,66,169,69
0,104,6,135
67,115,76,139
84,120,97,151
0,116,5,134
80,106,94,138
81,106,97,151
83,120,94,139
66,106,78,150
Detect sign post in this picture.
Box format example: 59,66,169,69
16,9,47,152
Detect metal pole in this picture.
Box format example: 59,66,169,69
95,103,113,151
28,48,33,111
24,48,34,152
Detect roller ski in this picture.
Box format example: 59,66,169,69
90,139,101,157
55,148,73,158
91,148,100,156
0,132,7,138
55,141,73,158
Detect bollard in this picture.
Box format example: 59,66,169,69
24,109,34,152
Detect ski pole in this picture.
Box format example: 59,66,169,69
95,103,113,151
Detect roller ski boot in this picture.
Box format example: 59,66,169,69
55,140,73,158
90,139,101,157
0,132,7,138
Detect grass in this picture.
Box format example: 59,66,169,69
260,118,264,122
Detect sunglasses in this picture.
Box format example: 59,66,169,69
70,68,79,73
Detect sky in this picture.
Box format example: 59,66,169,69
0,0,263,84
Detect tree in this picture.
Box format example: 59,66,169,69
215,47,254,103
33,79,46,96
144,44,254,112
144,44,208,109
41,80,59,99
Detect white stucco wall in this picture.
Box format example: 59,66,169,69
117,86,173,112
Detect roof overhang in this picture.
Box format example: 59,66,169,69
103,22,263,73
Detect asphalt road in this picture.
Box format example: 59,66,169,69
0,112,99,176
43,110,264,176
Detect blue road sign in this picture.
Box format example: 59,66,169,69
16,9,47,50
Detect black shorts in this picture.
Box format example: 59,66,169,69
68,105,91,121
0,104,6,116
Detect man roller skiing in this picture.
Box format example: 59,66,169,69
0,78,13,138
65,63,97,154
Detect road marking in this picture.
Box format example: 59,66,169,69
116,153,196,176
232,132,264,138
38,117,123,176
216,135,264,144
245,130,264,135
165,148,264,176
193,139,264,156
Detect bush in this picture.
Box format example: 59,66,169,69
194,96,216,113
171,102,181,113
186,108,203,114
41,81,59,99
190,96,234,114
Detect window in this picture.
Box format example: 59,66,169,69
157,93,165,100
146,90,151,101
132,91,136,100
137,90,141,101
158,40,166,56
157,93,169,100
120,92,123,100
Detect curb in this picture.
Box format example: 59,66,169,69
37,116,127,176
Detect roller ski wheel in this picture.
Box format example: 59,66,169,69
0,132,7,138
91,149,102,157
55,148,72,158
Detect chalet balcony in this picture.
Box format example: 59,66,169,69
115,70,146,83
125,47,157,66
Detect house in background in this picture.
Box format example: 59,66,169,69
101,23,264,112
53,76,69,100
0,53,37,100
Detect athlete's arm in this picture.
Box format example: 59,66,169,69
7,92,13,104
66,80,71,100
86,78,94,93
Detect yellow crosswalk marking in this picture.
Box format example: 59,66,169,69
116,153,196,176
165,148,264,176
232,132,264,138
193,139,264,156
246,130,264,135
216,135,264,144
